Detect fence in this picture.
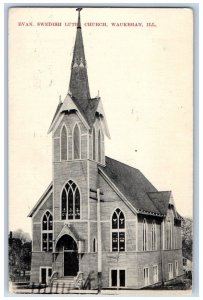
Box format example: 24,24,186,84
11,281,98,294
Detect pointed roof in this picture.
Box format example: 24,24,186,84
99,157,179,217
69,8,90,102
27,182,53,217
48,9,110,137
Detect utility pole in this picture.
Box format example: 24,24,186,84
97,188,102,293
89,187,104,292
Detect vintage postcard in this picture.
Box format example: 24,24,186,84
8,7,193,295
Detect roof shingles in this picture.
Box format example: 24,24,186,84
99,156,171,216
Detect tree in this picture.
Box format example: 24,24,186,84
12,229,31,243
9,230,32,279
181,217,192,261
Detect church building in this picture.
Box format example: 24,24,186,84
28,9,183,290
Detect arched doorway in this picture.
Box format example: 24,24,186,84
56,234,79,276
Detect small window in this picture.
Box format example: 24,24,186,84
151,220,156,250
60,125,68,161
111,270,117,287
120,270,125,287
40,267,52,285
175,260,178,276
92,127,96,160
73,124,80,159
41,268,46,284
168,263,173,280
111,269,126,287
144,267,149,286
143,219,147,251
153,266,158,283
93,238,97,253
98,130,102,163
166,220,173,249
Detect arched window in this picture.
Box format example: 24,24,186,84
151,220,156,250
60,125,67,161
143,219,147,251
42,211,53,252
111,208,125,251
98,130,102,163
92,127,96,161
166,220,172,249
93,237,97,253
73,124,80,159
61,180,80,220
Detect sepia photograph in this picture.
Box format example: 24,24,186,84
8,7,193,295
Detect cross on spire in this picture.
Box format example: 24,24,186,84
76,8,82,28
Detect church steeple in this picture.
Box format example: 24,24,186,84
69,8,90,101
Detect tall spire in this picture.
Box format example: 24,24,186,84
69,8,90,101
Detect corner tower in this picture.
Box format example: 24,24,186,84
48,8,110,165
47,8,110,260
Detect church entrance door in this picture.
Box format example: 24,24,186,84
63,235,79,276
56,234,79,277
64,250,79,276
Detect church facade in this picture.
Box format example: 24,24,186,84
28,9,183,290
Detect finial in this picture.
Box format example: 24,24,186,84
76,8,82,28
59,95,62,104
97,90,100,98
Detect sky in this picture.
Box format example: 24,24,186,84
8,7,193,236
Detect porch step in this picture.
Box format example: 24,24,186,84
52,276,76,290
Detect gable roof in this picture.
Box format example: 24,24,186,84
27,182,53,217
99,156,172,216
71,95,100,127
49,101,63,129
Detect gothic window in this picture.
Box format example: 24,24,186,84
111,208,125,251
151,220,156,250
42,211,53,252
73,124,80,159
143,219,147,251
61,180,80,220
166,220,173,249
60,125,68,161
98,130,102,163
61,189,67,220
92,127,96,160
